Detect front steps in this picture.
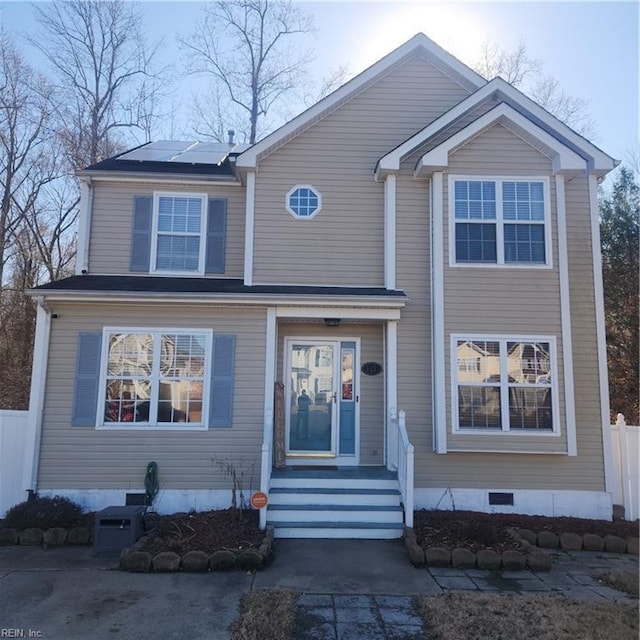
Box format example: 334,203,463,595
266,467,405,539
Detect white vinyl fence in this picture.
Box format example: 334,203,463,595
0,410,32,517
610,413,640,522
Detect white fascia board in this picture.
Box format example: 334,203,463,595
77,171,242,186
237,33,484,170
276,306,401,320
490,78,616,173
27,290,406,310
377,77,615,177
415,104,587,176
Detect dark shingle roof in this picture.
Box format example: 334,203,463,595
32,275,407,298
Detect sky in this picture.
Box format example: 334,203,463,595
0,1,638,169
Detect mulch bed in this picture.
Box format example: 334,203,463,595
141,508,263,556
414,510,639,553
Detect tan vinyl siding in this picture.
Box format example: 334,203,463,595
441,123,566,454
391,123,604,490
564,175,605,488
38,303,266,490
89,181,245,278
276,322,384,464
253,53,471,286
396,169,433,456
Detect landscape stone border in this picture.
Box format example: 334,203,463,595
515,528,639,555
403,526,551,571
119,526,275,573
403,525,639,571
0,526,92,547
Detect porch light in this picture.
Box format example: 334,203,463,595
324,318,341,327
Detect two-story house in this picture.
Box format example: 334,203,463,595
26,34,617,538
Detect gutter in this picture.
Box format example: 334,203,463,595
24,297,53,493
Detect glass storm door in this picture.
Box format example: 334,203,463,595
286,341,339,456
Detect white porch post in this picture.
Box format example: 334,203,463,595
384,173,397,290
260,308,277,529
386,320,398,470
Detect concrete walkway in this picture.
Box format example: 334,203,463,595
0,540,637,640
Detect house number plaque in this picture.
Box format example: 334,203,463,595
361,362,383,376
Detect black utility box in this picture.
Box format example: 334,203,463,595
93,505,145,555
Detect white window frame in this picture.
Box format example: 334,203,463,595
448,176,552,268
286,184,322,219
450,334,560,436
150,192,208,275
96,327,213,431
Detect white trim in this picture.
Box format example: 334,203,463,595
25,302,52,491
237,33,484,170
28,291,407,310
589,174,616,493
285,184,323,220
447,175,553,269
415,104,586,177
414,487,612,520
385,320,398,468
276,307,402,320
377,77,614,176
450,334,560,437
384,174,397,290
37,488,236,515
76,178,93,275
431,172,447,453
96,327,213,431
555,175,577,455
77,173,242,186
149,191,208,276
244,171,256,285
263,308,277,434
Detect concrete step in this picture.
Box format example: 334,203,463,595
270,477,398,490
267,504,403,524
270,521,404,539
268,487,401,507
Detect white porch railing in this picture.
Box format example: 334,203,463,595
611,413,639,522
388,408,414,528
259,410,274,529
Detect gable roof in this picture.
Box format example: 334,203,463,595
236,33,486,171
376,77,617,178
413,102,586,176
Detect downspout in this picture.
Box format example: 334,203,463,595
76,177,93,275
24,296,53,493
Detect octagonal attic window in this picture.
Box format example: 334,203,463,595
286,185,322,219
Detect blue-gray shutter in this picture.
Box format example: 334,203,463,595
209,334,235,427
71,332,102,426
205,199,227,274
130,195,153,271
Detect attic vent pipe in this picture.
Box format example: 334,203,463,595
228,129,235,145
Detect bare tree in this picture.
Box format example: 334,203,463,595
472,40,595,137
180,0,314,144
0,35,56,286
30,0,167,167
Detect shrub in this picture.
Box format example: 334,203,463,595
4,495,83,531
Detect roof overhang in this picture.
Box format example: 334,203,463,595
376,77,617,180
76,171,242,186
236,33,485,172
413,103,587,178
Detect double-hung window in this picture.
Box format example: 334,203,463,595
100,329,211,429
152,193,207,273
453,336,557,433
452,178,549,266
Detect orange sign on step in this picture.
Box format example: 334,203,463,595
250,491,268,509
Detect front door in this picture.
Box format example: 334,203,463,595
285,339,358,462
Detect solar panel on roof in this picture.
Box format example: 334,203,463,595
116,140,249,165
